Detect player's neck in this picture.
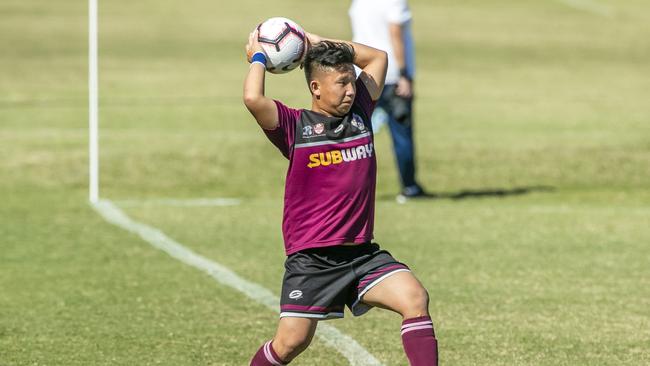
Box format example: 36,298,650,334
310,103,332,117
310,101,342,118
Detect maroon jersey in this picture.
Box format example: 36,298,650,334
264,78,377,255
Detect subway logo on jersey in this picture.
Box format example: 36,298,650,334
307,143,374,168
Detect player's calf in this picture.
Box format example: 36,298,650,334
401,314,438,366
400,286,437,365
250,335,313,365
250,317,316,365
250,340,287,366
272,331,313,362
274,317,317,362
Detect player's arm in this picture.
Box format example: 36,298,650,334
351,41,389,101
306,33,388,101
389,22,413,98
243,30,278,130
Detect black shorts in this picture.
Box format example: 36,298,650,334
279,242,410,320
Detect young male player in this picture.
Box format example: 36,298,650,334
243,29,439,365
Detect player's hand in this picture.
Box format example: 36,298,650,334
246,29,265,63
304,32,323,48
300,32,321,69
395,76,413,98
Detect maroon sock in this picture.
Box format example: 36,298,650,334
401,316,438,366
250,340,287,365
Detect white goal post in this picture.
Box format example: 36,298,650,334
89,0,99,203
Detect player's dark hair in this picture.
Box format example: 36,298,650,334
303,41,355,84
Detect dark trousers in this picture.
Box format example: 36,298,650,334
375,84,418,190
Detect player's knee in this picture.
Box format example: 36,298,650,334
413,286,430,309
274,333,313,361
404,286,430,316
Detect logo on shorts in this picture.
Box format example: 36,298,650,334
334,124,344,134
302,125,313,137
289,290,303,300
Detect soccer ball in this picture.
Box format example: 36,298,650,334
256,17,306,74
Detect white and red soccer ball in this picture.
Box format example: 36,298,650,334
256,17,306,74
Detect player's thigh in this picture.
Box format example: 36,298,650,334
274,316,319,346
361,271,428,314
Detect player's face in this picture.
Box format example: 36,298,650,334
313,65,357,116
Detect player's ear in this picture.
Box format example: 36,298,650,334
310,80,321,99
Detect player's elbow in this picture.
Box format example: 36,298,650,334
375,49,388,63
243,93,262,110
372,50,388,75
378,50,388,68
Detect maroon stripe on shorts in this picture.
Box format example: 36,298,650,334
357,264,408,289
280,304,344,313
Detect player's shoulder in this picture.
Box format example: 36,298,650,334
269,100,303,135
274,100,302,117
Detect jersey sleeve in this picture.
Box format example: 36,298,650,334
263,100,300,159
385,0,412,25
354,77,377,120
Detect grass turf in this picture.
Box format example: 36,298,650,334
1,0,649,364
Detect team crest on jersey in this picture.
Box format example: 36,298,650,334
351,114,366,131
313,123,325,135
302,125,313,137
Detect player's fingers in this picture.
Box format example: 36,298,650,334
245,45,252,62
396,88,411,99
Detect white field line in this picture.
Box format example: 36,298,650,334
114,198,242,207
92,199,383,366
559,0,613,17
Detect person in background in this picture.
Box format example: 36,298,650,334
349,0,430,202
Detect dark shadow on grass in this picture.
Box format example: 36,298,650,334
377,185,555,202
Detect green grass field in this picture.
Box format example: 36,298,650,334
2,0,649,365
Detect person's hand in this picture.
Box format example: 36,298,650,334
300,32,321,69
395,76,413,98
245,29,265,63
304,32,323,48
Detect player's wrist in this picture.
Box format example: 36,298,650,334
399,67,412,81
250,52,267,68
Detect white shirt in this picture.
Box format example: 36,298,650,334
349,0,415,85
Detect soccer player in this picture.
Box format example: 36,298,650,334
243,29,438,365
